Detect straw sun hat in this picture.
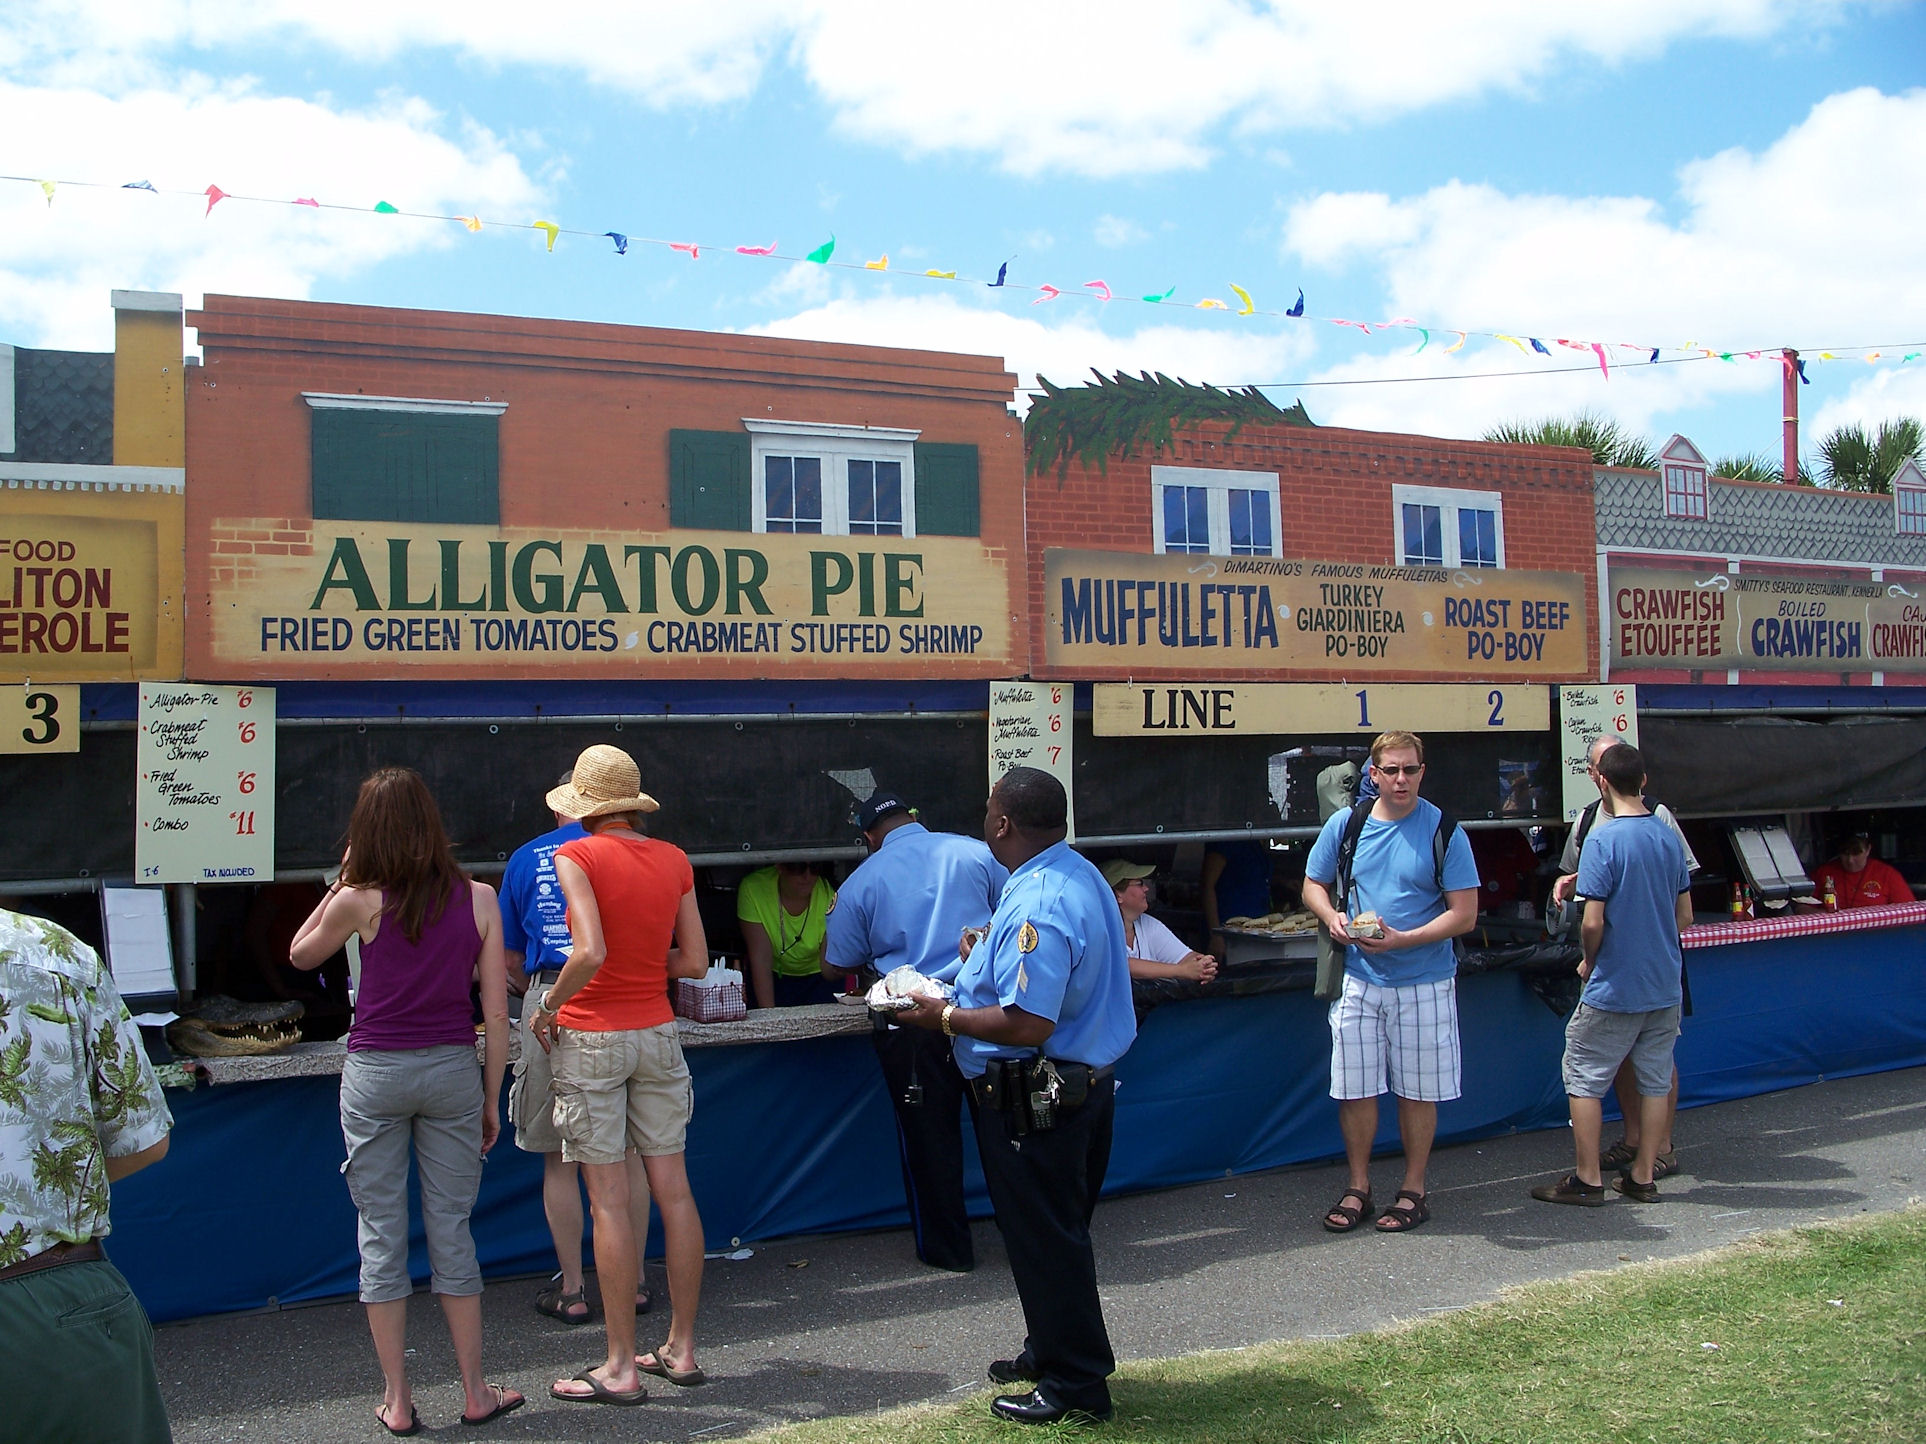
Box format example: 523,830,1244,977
546,744,659,819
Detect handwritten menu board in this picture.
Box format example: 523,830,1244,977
1558,684,1638,823
137,684,275,884
989,681,1075,839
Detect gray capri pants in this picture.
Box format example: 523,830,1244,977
339,1045,485,1303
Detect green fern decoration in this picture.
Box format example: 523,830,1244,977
1025,370,1313,479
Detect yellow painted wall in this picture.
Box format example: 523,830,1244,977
113,298,184,468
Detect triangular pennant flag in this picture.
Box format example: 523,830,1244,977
459,215,482,232
1230,283,1254,316
1648,348,1660,363
1332,318,1372,334
805,236,835,263
1496,334,1527,354
671,243,701,260
204,184,228,216
1286,289,1304,318
1445,331,1467,353
1142,286,1176,303
122,180,156,191
293,197,320,207
605,232,628,255
924,269,956,279
865,253,888,271
736,241,777,255
988,259,1009,288
38,180,55,206
1591,343,1610,380
1529,338,1551,355
1197,298,1227,310
373,201,399,214
1033,284,1061,304
1412,328,1430,354
532,220,560,251
1084,280,1112,302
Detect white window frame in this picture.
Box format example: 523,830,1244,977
1392,483,1505,569
1149,466,1281,557
1898,484,1926,538
743,418,919,537
1663,462,1708,520
0,344,14,454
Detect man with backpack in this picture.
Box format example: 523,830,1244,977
1551,734,1698,1179
1302,731,1481,1235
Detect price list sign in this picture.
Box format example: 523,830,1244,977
137,684,275,884
1558,684,1638,824
989,681,1075,838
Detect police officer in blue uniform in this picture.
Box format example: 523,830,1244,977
902,767,1135,1425
822,791,1008,1271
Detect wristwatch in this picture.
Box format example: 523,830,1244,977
940,1003,958,1037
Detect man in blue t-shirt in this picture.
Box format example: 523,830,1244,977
822,791,1007,1272
1303,731,1480,1235
501,786,653,1324
1532,743,1694,1208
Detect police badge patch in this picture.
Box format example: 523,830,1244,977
1018,922,1039,952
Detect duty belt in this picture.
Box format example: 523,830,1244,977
969,1060,1114,1112
0,1238,103,1283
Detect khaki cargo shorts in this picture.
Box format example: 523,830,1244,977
549,1021,693,1166
509,1011,565,1155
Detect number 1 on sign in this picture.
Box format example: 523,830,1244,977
229,810,256,835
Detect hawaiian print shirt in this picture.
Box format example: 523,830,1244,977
0,909,172,1266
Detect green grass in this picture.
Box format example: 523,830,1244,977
754,1207,1926,1443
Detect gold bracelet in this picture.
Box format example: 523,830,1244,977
940,1003,957,1037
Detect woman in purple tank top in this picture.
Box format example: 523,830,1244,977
292,768,522,1432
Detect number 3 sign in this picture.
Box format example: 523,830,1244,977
0,685,82,753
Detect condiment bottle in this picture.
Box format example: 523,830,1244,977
1822,877,1838,911
1730,881,1744,920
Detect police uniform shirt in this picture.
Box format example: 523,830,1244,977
823,822,1008,985
951,839,1136,1079
499,821,587,976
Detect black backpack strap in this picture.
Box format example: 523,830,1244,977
1431,807,1461,893
1572,797,1602,856
1333,797,1373,914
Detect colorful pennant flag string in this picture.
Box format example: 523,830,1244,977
605,232,628,254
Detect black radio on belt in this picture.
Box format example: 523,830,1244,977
977,1057,1099,1133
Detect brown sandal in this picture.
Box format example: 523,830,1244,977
1376,1188,1430,1232
1322,1187,1375,1233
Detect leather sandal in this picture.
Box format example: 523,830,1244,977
1598,1138,1638,1171
1376,1188,1430,1232
535,1274,592,1325
1321,1187,1375,1233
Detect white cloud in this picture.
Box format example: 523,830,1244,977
739,290,1318,410
0,78,543,348
1093,215,1148,249
2,0,1862,178
1278,87,1926,446
1807,362,1926,439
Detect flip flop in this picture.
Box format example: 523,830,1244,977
461,1384,527,1427
551,1371,649,1406
637,1349,708,1387
376,1404,421,1437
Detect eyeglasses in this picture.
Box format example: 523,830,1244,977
1374,764,1424,778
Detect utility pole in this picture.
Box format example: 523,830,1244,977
1782,348,1800,484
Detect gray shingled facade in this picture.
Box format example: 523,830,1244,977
1,347,114,465
1595,466,1926,569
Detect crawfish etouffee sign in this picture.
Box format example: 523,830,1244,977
1043,549,1587,677
200,520,1015,678
1609,565,1926,673
0,495,183,683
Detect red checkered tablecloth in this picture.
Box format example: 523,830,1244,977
1681,900,1926,950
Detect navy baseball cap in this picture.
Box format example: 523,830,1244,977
856,793,914,832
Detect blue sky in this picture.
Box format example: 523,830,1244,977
3,1,1923,467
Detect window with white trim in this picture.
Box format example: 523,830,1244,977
1150,466,1280,557
1898,485,1926,537
1664,463,1708,519
744,419,918,536
1392,484,1504,568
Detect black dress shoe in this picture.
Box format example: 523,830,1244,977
991,1389,1112,1425
987,1353,1038,1386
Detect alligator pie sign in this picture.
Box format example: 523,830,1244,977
200,520,1014,678
1043,549,1586,677
1608,564,1926,673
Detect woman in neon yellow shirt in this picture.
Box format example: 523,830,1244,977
737,861,837,1007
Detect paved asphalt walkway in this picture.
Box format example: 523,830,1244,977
153,1065,1926,1442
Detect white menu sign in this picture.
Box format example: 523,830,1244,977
137,684,275,884
1558,683,1638,824
989,680,1075,839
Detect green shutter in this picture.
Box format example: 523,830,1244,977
311,410,498,524
913,442,980,537
669,429,751,531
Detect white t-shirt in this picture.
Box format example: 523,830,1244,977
1126,912,1192,965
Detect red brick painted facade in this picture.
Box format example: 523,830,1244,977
1023,421,1600,681
183,296,1026,681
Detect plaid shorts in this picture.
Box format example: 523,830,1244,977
1328,973,1462,1103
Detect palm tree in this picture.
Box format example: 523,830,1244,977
1811,418,1924,494
1711,453,1783,484
1482,411,1658,469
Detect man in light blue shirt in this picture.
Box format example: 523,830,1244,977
902,767,1135,1425
1533,743,1693,1208
1303,731,1480,1236
501,796,652,1324
822,791,1007,1272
